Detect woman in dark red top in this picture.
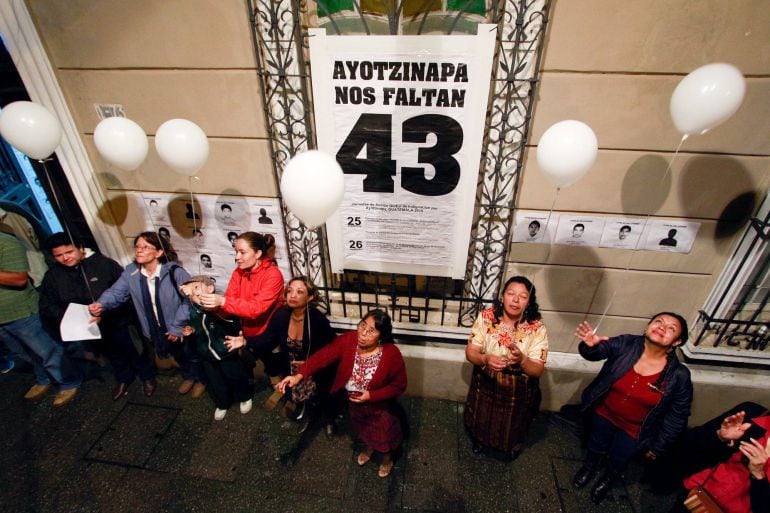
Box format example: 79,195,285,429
278,309,407,478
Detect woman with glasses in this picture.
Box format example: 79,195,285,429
89,232,203,397
278,309,407,478
464,276,549,460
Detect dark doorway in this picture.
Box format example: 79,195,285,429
0,38,96,248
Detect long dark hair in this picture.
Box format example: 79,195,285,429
363,309,393,343
135,231,178,263
493,276,541,323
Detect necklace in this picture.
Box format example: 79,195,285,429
290,313,305,322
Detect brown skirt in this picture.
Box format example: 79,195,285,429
463,365,541,453
349,401,402,453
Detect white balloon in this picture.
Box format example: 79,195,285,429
93,117,148,171
154,119,209,176
670,63,745,136
0,101,62,160
536,120,598,188
281,150,345,229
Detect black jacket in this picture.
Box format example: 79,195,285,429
39,251,135,340
259,306,336,375
579,334,693,456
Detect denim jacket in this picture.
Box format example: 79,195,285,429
97,262,191,339
579,334,693,455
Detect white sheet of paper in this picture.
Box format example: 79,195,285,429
60,303,101,341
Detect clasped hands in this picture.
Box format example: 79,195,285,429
483,344,523,372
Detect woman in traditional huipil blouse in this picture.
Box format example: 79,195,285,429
464,275,549,460
278,309,407,478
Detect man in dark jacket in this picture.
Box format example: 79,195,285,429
39,233,155,400
571,312,693,504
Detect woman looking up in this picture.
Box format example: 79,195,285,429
260,276,336,429
199,232,284,408
278,309,407,478
89,232,202,397
464,276,549,460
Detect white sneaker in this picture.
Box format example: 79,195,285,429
214,408,227,421
239,399,253,414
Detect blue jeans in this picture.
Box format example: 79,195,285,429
0,313,82,389
587,412,640,472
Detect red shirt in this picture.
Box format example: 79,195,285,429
596,368,663,439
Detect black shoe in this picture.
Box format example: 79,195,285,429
472,442,484,454
143,378,157,397
572,464,599,489
112,382,130,401
590,470,617,504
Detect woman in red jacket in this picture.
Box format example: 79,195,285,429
278,309,407,478
200,232,284,408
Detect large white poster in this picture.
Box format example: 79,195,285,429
310,26,497,279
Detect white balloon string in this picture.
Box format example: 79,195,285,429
187,176,204,275
592,290,616,335
138,192,169,274
543,188,560,242
39,159,96,303
139,192,160,237
301,226,313,279
537,187,561,266
623,132,688,270
593,133,689,333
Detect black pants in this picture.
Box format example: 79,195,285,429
246,333,284,377
201,356,253,409
102,325,154,384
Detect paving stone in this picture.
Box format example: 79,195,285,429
0,370,688,513
85,402,179,467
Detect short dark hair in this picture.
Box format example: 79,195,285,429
362,309,393,343
221,204,232,212
528,220,540,228
620,225,631,232
574,223,585,230
135,231,178,263
44,232,83,252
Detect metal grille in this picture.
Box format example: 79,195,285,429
247,0,550,332
691,207,770,360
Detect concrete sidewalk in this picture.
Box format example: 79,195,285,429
0,368,682,513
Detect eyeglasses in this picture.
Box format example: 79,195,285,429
357,321,379,337
134,245,156,252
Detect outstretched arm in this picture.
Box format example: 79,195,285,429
574,321,609,347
